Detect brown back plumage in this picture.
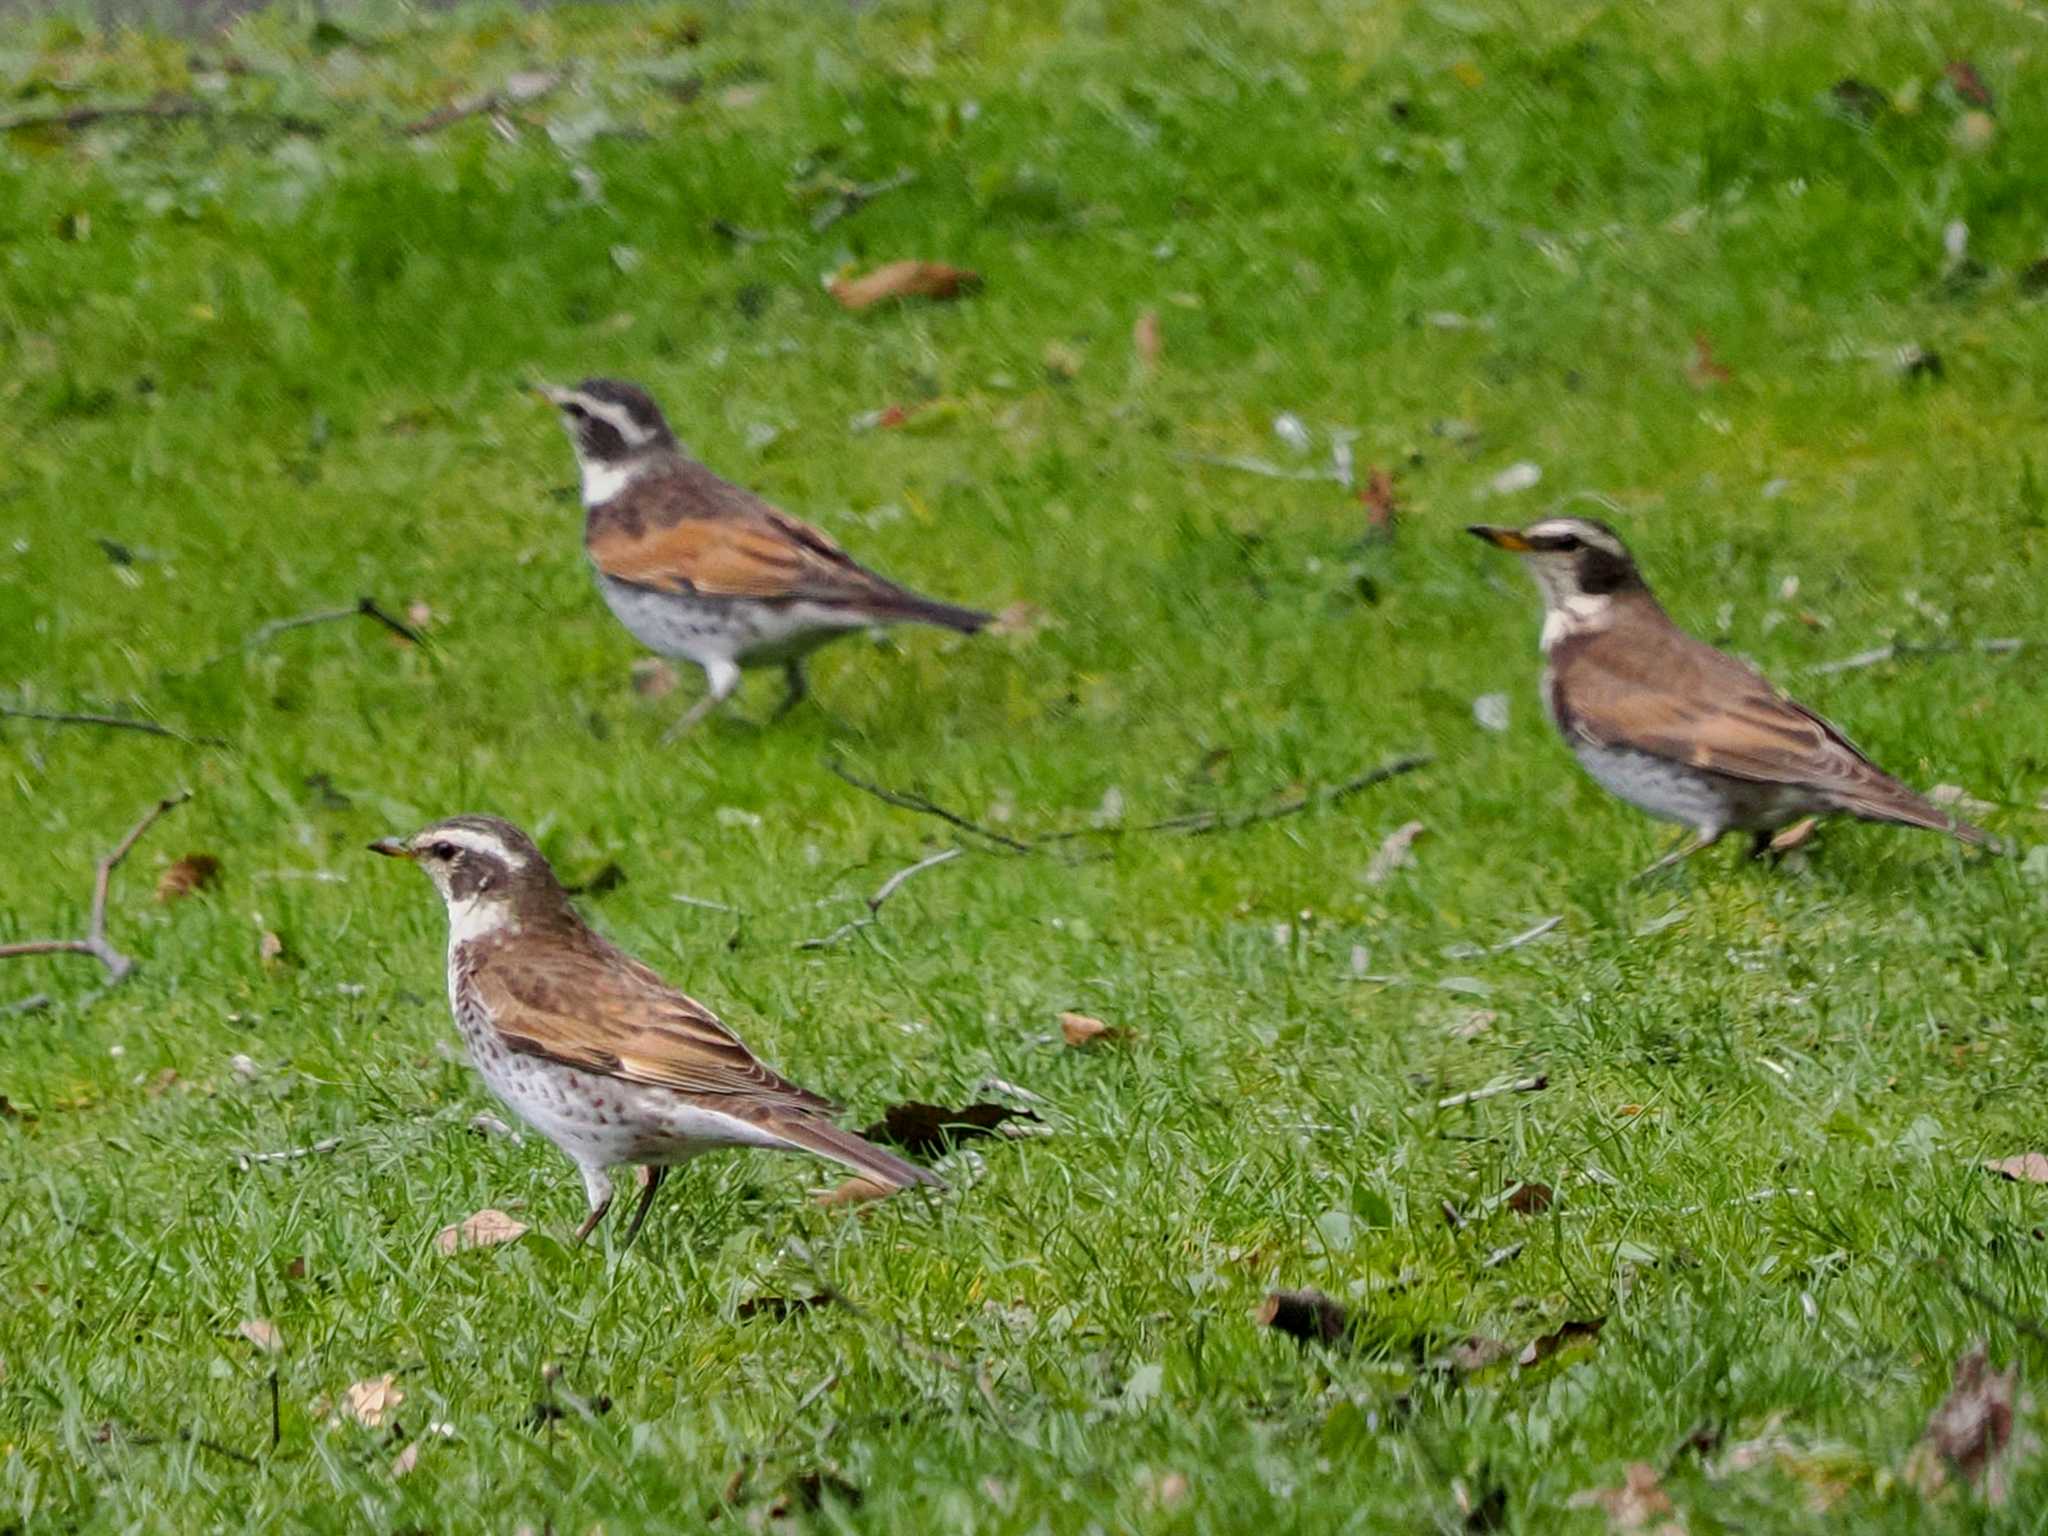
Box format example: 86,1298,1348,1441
585,457,990,632
1549,594,1995,848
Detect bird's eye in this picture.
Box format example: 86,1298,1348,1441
430,842,459,861
564,403,588,421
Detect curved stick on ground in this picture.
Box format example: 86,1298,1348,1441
0,789,193,1014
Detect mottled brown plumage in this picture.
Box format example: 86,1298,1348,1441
372,815,939,1245
539,377,991,736
1470,518,1997,872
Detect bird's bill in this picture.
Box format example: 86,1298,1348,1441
527,380,574,407
1466,524,1533,552
368,837,416,860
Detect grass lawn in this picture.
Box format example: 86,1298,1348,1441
4,0,2048,1527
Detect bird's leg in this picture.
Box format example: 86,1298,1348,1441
573,1165,615,1245
620,1165,670,1250
664,658,742,742
770,662,808,722
1629,827,1723,883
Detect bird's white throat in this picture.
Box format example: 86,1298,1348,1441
445,892,518,945
580,457,642,507
1539,590,1614,651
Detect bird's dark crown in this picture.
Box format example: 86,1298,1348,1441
402,816,565,905
547,377,678,464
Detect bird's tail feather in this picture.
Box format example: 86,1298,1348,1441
777,1115,945,1191
870,589,993,635
1837,780,2003,852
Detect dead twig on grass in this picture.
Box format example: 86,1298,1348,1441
797,848,963,950
179,596,429,675
401,69,567,136
234,1135,344,1172
0,790,192,1014
1808,637,2023,677
1436,1073,1548,1111
0,95,325,136
810,168,917,231
0,704,222,748
824,753,1431,853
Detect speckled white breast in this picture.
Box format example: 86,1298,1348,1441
595,575,866,669
447,953,792,1172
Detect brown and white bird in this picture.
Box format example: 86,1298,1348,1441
371,815,939,1245
1469,517,1998,874
537,378,993,737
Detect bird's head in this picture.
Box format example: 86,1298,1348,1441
370,815,559,933
1467,516,1647,612
533,377,678,501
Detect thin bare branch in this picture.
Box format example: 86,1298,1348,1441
402,69,566,136
235,1135,344,1171
797,847,964,950
811,167,918,232
1,790,192,1011
1808,637,2022,677
182,596,429,674
825,753,1431,853
0,705,221,747
1436,1073,1548,1111
0,95,324,135
824,760,1035,854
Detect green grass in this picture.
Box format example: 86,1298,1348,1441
4,0,2048,1527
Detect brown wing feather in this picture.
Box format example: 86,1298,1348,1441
1555,605,1899,789
585,463,901,606
470,934,838,1113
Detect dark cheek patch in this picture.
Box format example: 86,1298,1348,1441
447,861,497,902
1576,548,1636,595
580,419,629,459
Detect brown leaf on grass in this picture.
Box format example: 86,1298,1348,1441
1359,466,1400,539
1769,816,1820,854
1059,1010,1127,1047
155,853,221,903
814,1175,893,1208
343,1374,403,1428
1984,1154,2048,1184
630,658,678,698
860,1100,1038,1156
1133,308,1162,370
238,1318,283,1353
258,930,286,965
434,1207,528,1255
828,261,980,312
1505,1180,1554,1215
1364,821,1427,884
1905,1342,2021,1505
391,1439,422,1478
1566,1463,1679,1533
1256,1288,1350,1346
1517,1316,1605,1367
1945,60,1994,111
1685,331,1732,389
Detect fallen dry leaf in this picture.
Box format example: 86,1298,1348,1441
1364,821,1427,884
828,260,980,312
1983,1154,2048,1184
391,1439,422,1478
1059,1010,1126,1047
238,1318,283,1353
1448,1335,1513,1373
1566,1463,1679,1533
1685,330,1732,389
1359,466,1399,539
1905,1342,2020,1505
861,1100,1037,1156
814,1176,893,1208
1518,1316,1605,1368
1133,308,1162,370
258,930,286,965
1256,1288,1350,1346
1945,60,1994,110
1505,1180,1555,1215
630,658,678,698
343,1374,403,1429
155,853,221,903
434,1207,528,1255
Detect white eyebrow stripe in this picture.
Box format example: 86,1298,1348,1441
425,826,530,868
577,395,653,446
